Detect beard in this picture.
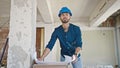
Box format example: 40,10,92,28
60,18,70,23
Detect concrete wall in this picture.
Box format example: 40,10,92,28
82,30,116,65
7,0,36,68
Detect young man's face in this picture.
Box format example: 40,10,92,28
60,13,71,23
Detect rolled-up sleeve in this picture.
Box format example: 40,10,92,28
75,27,82,48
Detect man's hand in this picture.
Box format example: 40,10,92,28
72,54,78,63
37,48,50,62
72,47,82,63
38,57,44,61
34,57,44,64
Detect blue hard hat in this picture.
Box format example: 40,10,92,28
58,7,72,17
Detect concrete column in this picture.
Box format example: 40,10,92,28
7,0,36,68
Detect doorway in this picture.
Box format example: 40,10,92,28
36,28,44,58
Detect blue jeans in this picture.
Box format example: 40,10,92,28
60,55,82,68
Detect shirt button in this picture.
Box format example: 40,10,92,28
65,36,67,38
67,47,70,49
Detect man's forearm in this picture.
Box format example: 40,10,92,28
41,48,50,60
72,47,82,62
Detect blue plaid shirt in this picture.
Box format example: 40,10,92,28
46,23,82,57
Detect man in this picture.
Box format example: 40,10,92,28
39,7,82,68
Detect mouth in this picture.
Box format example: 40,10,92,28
63,18,68,21
62,19,69,23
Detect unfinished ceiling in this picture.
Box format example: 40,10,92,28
37,0,120,26
50,0,100,22
0,0,120,28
